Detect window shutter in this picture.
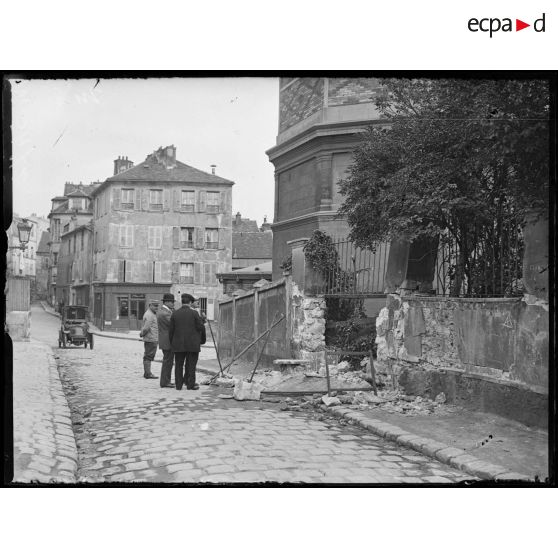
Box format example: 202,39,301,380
141,188,148,211
194,262,203,284
155,261,162,282
135,188,141,210
171,262,179,283
220,191,227,213
163,188,170,211
174,189,180,212
125,260,133,282
162,262,171,282
198,190,207,213
118,259,125,282
204,263,210,285
147,261,154,282
218,228,226,250
195,227,204,249
112,187,121,210
173,226,180,249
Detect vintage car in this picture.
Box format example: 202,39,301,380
58,305,94,349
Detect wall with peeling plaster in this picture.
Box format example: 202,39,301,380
375,293,549,427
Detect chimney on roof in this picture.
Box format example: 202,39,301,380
113,155,134,175
210,164,216,175
235,212,242,225
260,215,272,232
153,145,177,169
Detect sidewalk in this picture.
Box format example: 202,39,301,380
11,340,79,483
198,358,547,482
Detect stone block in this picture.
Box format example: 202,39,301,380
6,311,31,341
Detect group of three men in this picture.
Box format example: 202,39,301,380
140,293,207,391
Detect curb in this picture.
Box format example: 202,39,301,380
325,406,533,482
40,301,59,318
47,346,79,483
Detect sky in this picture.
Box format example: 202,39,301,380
9,77,279,225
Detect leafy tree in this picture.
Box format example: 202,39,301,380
338,79,549,295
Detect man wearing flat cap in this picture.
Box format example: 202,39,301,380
157,293,175,388
169,293,206,390
139,299,159,379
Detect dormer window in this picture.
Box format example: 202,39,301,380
71,198,84,210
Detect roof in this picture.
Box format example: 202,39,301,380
100,155,234,188
217,261,272,280
64,183,100,196
232,218,260,233
60,224,91,238
232,261,272,273
37,231,51,253
232,231,273,259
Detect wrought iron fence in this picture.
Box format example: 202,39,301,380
434,223,524,297
322,238,390,296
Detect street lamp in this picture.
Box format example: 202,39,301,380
9,218,33,251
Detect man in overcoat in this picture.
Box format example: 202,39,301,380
139,299,159,379
156,293,175,388
169,293,206,390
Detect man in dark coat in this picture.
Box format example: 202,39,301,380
169,293,206,390
156,293,175,388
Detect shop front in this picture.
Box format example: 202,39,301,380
92,282,171,331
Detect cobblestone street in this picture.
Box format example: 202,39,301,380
22,305,475,484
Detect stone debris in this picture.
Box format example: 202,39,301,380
214,377,236,388
321,395,341,407
233,379,263,401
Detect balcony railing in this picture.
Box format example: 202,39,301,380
206,205,220,214
181,204,195,212
180,241,194,249
205,242,219,250
149,203,163,211
180,276,194,284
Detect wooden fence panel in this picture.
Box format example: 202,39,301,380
6,277,31,312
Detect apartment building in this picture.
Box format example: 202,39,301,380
90,145,234,330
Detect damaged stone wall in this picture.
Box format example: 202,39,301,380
375,293,549,426
290,281,326,366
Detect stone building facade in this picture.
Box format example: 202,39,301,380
57,222,93,307
90,145,234,330
266,77,386,279
46,182,99,306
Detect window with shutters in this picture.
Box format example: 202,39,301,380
205,228,219,250
121,188,135,210
180,262,194,283
119,225,133,247
180,227,194,249
149,189,163,210
181,190,195,212
71,198,83,210
148,226,162,249
206,191,220,213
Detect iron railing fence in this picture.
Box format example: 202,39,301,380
434,223,524,297
321,237,390,296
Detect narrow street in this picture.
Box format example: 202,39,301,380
31,304,473,483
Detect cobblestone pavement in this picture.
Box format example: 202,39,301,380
12,336,78,483
33,304,475,484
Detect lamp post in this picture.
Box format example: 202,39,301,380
8,218,33,251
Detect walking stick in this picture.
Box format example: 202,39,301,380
207,319,225,378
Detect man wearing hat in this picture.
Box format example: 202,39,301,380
156,293,175,388
169,293,206,390
139,299,159,379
